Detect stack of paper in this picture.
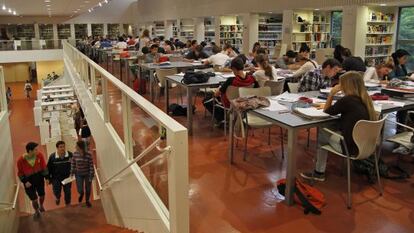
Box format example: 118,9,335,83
263,100,289,112
294,107,331,119
271,92,301,103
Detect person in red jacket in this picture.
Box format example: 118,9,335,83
17,142,49,219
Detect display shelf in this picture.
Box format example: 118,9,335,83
39,24,53,40
108,24,120,38
179,19,195,40
91,24,104,37
219,16,243,51
204,18,215,42
57,24,71,39
291,11,332,52
153,21,165,38
75,24,87,39
258,13,283,55
364,7,396,66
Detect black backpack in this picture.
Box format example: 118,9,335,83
181,71,214,85
352,156,410,183
168,104,196,116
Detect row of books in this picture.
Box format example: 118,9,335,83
366,35,392,44
367,25,392,33
370,11,394,22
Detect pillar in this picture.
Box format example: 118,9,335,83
341,5,369,58
242,13,259,54
194,17,205,42
103,23,108,37
87,23,92,37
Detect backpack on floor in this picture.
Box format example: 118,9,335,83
168,104,196,116
352,156,410,183
277,178,325,215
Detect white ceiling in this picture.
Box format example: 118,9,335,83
0,0,108,16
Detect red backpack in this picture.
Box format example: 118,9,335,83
277,178,326,215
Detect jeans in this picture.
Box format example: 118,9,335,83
75,175,92,202
315,126,343,173
52,178,72,204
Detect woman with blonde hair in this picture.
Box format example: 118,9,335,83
138,29,151,55
301,71,376,182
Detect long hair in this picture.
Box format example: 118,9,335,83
255,54,274,80
339,71,377,121
76,141,87,155
141,29,150,38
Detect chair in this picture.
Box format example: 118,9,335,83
385,117,414,170
155,68,181,102
263,79,285,96
320,115,387,209
287,82,299,93
211,86,242,136
239,86,284,160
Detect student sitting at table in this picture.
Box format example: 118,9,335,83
115,37,128,50
127,36,136,46
138,29,151,54
163,40,175,54
253,54,279,83
152,38,166,54
389,49,411,79
298,58,342,92
275,50,297,69
249,42,261,58
363,61,394,82
185,45,209,61
341,48,366,73
301,71,377,181
99,38,112,49
202,45,230,67
144,44,160,63
291,44,319,79
204,57,259,124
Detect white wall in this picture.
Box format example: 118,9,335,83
0,66,19,233
0,50,63,63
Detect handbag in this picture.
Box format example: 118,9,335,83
181,71,214,85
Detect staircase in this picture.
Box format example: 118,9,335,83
18,200,140,233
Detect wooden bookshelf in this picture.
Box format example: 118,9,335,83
258,14,283,55
291,11,332,52
364,7,396,66
219,16,243,51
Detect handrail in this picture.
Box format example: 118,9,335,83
0,184,19,210
100,137,171,189
94,165,103,191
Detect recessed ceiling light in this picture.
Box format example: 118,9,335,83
13,11,16,15
84,0,90,3
8,8,11,13
46,4,50,7
380,3,387,6
315,8,320,11
104,0,108,3
44,0,51,2
88,9,91,12
77,8,80,10
2,5,5,10
99,2,102,7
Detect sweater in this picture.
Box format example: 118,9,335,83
17,153,48,184
71,152,94,178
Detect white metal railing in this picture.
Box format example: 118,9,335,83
100,138,171,190
94,165,103,191
63,41,189,233
0,184,19,211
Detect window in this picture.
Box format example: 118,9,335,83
331,11,343,47
397,6,414,72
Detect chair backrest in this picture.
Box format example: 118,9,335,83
263,79,285,96
353,115,387,160
239,86,271,97
287,82,299,93
226,86,241,101
155,68,178,87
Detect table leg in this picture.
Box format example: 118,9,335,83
187,87,193,135
120,59,123,82
126,62,130,86
165,80,170,113
149,70,154,102
228,110,235,164
285,128,298,205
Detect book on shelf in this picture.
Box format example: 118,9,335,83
369,11,394,22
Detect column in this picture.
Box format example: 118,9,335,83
87,23,92,37
341,5,369,58
165,20,174,39
194,17,205,42
214,17,221,46
281,10,294,51
242,13,259,54
52,24,59,48
119,23,125,35
70,24,75,39
34,23,40,39
103,23,108,37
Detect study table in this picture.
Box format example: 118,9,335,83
42,88,74,95
42,84,71,90
139,61,211,102
228,90,414,206
165,73,233,135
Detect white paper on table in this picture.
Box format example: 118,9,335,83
191,61,202,65
220,73,234,78
294,107,331,118
310,98,326,104
271,91,301,103
176,72,185,77
374,100,405,108
368,90,381,95
61,176,76,185
374,103,382,113
365,82,381,88
263,100,289,111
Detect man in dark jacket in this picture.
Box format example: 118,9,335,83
47,141,73,206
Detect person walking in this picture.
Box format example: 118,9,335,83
17,142,49,219
47,141,73,206
24,80,32,99
71,140,94,208
80,119,91,151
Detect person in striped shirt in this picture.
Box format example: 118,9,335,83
71,140,94,208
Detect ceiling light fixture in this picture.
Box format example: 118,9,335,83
88,9,91,12
2,5,5,11
380,3,387,6
13,10,16,15
8,8,11,13
105,0,108,3
99,2,102,7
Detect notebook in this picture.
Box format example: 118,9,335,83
293,107,331,119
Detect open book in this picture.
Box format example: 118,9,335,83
293,107,331,119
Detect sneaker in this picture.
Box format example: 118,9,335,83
39,205,45,212
55,199,60,206
86,202,92,208
78,194,84,203
300,171,325,182
33,210,41,220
